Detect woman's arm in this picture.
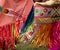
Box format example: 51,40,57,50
34,0,60,6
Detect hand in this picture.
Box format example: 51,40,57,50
34,0,59,6
34,2,40,6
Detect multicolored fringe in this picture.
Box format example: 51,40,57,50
48,21,60,50
20,23,34,43
30,5,60,49
0,24,15,50
0,2,60,50
30,21,52,47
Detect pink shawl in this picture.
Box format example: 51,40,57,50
0,0,33,26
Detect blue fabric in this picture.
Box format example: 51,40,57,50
20,6,34,34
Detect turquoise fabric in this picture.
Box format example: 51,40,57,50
0,7,3,11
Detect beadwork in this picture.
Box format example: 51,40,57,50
0,7,3,11
2,9,9,13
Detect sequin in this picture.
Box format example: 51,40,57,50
2,9,9,14
0,7,3,12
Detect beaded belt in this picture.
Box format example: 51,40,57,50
0,7,22,20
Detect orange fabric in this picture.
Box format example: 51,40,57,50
31,24,52,47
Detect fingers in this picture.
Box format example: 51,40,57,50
34,2,49,6
34,2,39,6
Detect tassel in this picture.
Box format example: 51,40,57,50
49,21,60,49
31,23,52,47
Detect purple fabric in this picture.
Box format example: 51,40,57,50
49,21,60,49
42,0,48,2
33,0,42,2
33,0,48,2
50,46,60,50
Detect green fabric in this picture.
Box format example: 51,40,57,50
16,43,48,50
12,23,15,36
